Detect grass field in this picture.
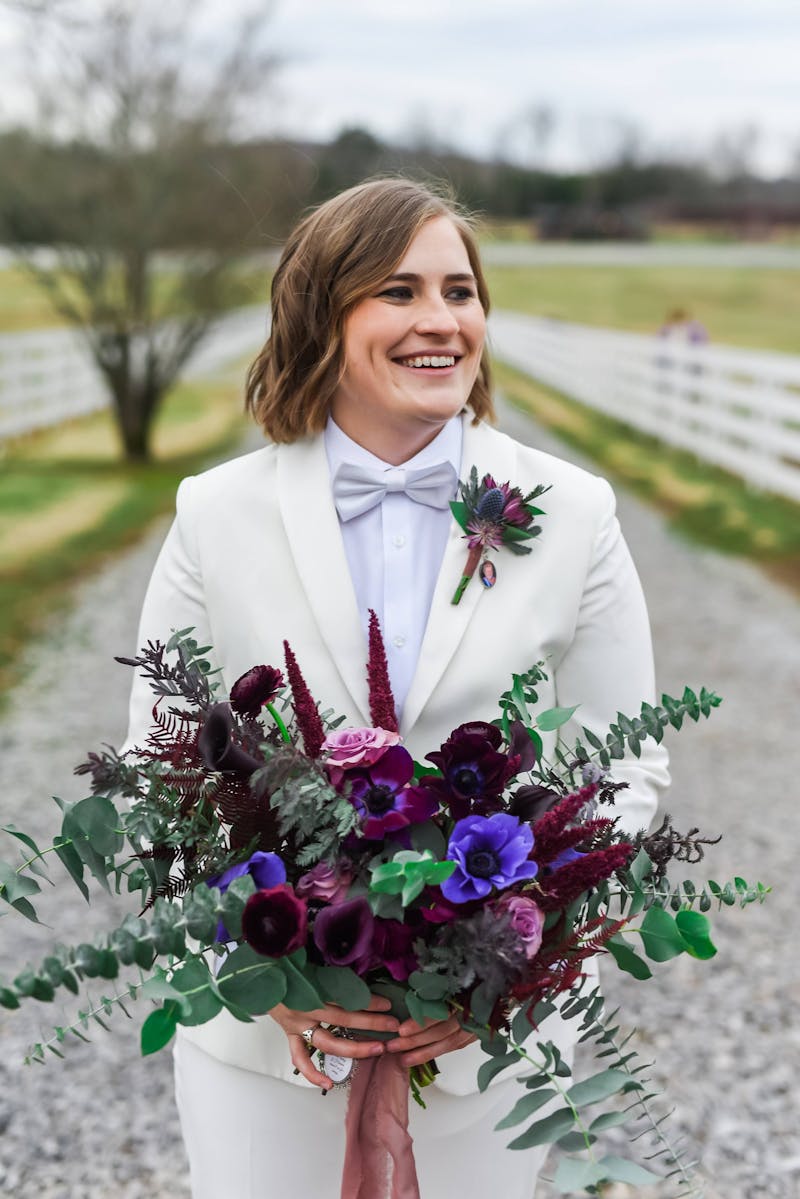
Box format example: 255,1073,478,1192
494,360,800,594
0,372,251,697
485,264,800,355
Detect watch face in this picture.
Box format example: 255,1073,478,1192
322,1052,355,1086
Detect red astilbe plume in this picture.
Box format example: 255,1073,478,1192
283,640,325,758
531,783,599,865
511,915,627,1011
366,609,399,733
536,843,634,912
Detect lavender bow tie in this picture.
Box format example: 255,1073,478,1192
332,460,458,522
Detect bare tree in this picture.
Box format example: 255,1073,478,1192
4,0,280,461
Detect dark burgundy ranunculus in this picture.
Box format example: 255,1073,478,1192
230,665,284,719
424,721,519,819
347,745,438,839
198,703,263,776
313,897,374,970
241,885,308,958
371,918,418,981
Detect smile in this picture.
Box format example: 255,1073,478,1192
395,355,458,369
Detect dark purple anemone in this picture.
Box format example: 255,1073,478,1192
424,722,519,819
230,665,284,719
442,812,539,904
241,885,308,958
207,850,287,943
313,897,374,971
347,745,437,839
371,918,418,981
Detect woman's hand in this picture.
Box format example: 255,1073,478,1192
270,997,400,1090
385,1013,477,1068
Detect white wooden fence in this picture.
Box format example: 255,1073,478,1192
0,306,268,442
3,305,800,505
490,311,800,504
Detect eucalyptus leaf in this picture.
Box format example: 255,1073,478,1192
141,1001,180,1056
217,944,287,1015
605,936,653,980
675,909,717,960
279,957,322,1011
506,1106,575,1150
639,906,686,962
477,1050,518,1093
596,1155,662,1185
566,1068,633,1107
170,958,223,1027
535,706,578,732
316,966,371,1011
494,1087,558,1130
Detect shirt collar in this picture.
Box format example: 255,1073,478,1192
324,412,463,478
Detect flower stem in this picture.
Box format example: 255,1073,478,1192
266,703,291,744
451,546,482,605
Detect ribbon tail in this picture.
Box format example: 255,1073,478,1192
341,1054,421,1199
451,545,483,605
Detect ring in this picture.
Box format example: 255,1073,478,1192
300,1025,320,1053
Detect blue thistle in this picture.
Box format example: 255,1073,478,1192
476,487,505,522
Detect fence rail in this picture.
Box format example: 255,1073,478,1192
490,311,800,504
0,306,268,443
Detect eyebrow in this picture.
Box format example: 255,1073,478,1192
383,272,476,284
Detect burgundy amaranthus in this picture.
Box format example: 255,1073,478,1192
366,609,398,733
536,843,634,911
283,641,325,759
531,783,599,865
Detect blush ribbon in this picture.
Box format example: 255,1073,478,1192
340,1052,421,1199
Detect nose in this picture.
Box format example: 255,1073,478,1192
413,292,460,338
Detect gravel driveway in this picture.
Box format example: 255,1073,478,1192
0,401,797,1198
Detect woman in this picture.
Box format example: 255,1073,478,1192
124,178,669,1197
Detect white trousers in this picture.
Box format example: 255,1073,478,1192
174,1036,552,1199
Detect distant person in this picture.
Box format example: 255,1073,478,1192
658,308,709,346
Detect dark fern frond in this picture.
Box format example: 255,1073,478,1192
633,814,723,883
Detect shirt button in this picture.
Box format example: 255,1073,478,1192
392,635,406,649
392,534,406,548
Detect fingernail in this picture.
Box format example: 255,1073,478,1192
370,1044,384,1055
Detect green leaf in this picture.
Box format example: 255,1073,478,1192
535,705,578,732
409,821,446,858
217,944,287,1015
279,955,322,1011
66,796,123,857
589,1109,631,1133
139,974,191,1018
0,859,41,909
596,1155,662,1185
494,1087,558,1130
628,848,653,887
449,500,470,532
675,909,717,960
408,971,450,1001
552,1156,605,1191
170,959,223,1027
141,1002,180,1055
219,874,256,939
316,966,371,1011
566,1068,633,1107
639,905,687,962
477,1050,518,1093
605,936,652,980
557,1131,598,1151
2,825,45,862
506,1106,575,1150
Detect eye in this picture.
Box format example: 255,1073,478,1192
446,286,475,302
378,286,414,300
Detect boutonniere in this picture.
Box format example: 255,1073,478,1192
450,467,551,604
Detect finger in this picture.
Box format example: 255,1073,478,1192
387,1018,461,1051
310,1028,386,1060
316,1006,400,1035
287,1034,333,1091
399,1030,477,1067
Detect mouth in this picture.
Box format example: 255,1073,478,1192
393,353,460,370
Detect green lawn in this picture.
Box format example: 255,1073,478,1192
0,375,251,697
486,265,800,355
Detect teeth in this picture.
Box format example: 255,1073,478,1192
399,355,456,368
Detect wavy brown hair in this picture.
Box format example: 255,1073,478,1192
245,178,495,442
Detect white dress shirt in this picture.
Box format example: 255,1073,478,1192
324,415,463,720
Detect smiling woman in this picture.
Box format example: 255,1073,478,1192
124,177,669,1198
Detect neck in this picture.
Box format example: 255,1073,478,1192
329,409,454,466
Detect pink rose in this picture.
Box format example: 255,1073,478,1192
322,726,401,787
499,895,545,959
295,860,353,904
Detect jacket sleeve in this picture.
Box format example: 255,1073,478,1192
554,477,669,835
120,476,214,756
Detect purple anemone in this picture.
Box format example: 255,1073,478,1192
442,812,539,904
424,722,519,819
347,745,437,839
206,851,287,942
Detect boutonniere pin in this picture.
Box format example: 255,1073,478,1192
450,467,550,605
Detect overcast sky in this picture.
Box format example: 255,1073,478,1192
2,0,798,176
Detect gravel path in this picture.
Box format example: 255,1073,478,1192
0,401,797,1198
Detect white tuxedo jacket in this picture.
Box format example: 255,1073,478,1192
124,412,669,1095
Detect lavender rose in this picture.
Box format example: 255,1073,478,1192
241,885,308,958
322,726,402,788
295,860,353,904
497,895,545,959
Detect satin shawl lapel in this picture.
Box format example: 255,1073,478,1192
400,416,519,739
276,436,370,724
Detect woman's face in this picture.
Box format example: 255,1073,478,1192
330,215,487,461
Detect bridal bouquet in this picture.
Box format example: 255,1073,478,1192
0,618,767,1197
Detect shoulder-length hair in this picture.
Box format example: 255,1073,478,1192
245,177,494,442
